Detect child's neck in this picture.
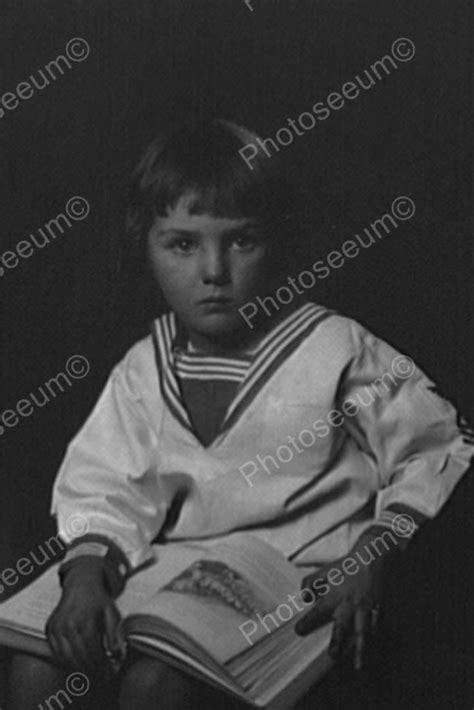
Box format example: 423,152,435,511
187,300,305,356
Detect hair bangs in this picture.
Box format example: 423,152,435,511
126,119,295,242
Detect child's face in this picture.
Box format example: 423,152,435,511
147,194,273,344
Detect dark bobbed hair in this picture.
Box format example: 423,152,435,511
126,119,298,243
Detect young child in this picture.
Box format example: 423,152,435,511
6,119,474,710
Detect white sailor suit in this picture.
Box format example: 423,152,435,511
51,302,474,582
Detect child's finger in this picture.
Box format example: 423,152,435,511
45,624,62,663
295,594,334,635
47,616,89,669
84,630,109,668
70,624,102,668
104,604,123,654
328,600,353,659
370,604,381,632
301,569,328,593
353,606,370,670
56,632,87,670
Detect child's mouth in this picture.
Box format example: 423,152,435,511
198,296,233,308
198,301,233,313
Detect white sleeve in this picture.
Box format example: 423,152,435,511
51,357,167,569
339,322,474,534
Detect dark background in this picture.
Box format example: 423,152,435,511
1,0,473,664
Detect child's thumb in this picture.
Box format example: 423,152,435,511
104,603,122,651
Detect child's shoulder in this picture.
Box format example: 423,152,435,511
111,316,168,395
306,301,372,355
118,312,171,369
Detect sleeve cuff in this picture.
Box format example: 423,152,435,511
59,534,130,597
370,503,426,550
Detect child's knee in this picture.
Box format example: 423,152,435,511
7,653,65,709
7,653,111,710
119,656,198,709
9,652,60,684
121,655,167,689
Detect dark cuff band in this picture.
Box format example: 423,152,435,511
59,534,130,597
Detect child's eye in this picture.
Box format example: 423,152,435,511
232,235,259,252
169,239,196,254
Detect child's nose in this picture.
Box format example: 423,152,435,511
201,249,230,285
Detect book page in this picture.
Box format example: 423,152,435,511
0,532,313,667
0,565,62,636
123,532,309,663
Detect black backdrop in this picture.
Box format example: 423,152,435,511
1,0,473,658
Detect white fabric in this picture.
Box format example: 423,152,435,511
51,309,473,570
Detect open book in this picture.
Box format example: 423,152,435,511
0,532,332,709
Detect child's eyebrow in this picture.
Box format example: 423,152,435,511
157,223,258,238
157,228,200,238
222,223,260,236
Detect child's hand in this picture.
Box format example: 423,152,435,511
295,530,391,670
46,560,122,670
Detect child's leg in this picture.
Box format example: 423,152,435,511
6,652,66,710
6,651,114,710
118,652,250,710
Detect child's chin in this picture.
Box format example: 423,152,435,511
194,311,244,336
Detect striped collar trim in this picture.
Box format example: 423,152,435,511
221,303,334,432
151,315,193,432
173,342,252,384
175,364,249,383
176,371,246,383
151,303,334,445
174,351,252,369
